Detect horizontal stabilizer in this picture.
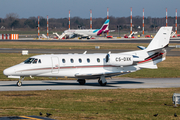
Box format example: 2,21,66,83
138,62,158,69
137,46,146,50
109,30,115,32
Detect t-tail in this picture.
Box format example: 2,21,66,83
146,26,172,51
137,26,172,69
97,19,109,35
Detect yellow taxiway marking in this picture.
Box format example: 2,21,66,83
20,116,43,120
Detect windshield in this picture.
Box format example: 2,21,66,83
24,58,41,64
24,58,35,64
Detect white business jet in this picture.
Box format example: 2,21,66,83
61,19,110,39
3,27,172,87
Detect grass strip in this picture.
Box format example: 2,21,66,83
0,88,180,119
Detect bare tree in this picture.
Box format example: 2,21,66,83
6,13,19,21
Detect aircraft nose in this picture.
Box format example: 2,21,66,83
3,68,13,76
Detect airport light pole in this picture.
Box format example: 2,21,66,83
175,9,177,34
142,8,144,35
107,7,109,35
90,9,92,29
166,8,168,26
38,16,40,38
130,7,132,34
117,25,122,37
47,15,49,38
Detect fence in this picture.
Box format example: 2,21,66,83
0,34,19,40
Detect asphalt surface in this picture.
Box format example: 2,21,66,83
0,48,179,56
1,37,180,43
0,38,179,56
0,116,55,120
0,78,180,91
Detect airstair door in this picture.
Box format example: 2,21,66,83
51,57,59,74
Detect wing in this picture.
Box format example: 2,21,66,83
74,32,89,37
75,71,126,79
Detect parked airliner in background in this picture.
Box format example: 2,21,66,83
3,27,172,87
60,19,110,39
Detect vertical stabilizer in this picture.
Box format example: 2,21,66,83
146,27,172,51
96,19,109,35
100,19,109,31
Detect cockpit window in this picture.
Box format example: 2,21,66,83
24,58,41,64
24,58,35,64
38,59,41,63
32,59,38,64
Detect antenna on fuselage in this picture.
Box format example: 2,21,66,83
83,51,87,54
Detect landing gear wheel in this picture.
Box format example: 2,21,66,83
98,80,107,86
17,81,22,87
77,79,86,85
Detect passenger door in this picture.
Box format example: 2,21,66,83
51,57,59,74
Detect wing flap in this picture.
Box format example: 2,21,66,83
75,71,123,79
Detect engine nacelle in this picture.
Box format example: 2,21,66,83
107,54,133,66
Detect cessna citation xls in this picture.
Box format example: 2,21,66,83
3,27,172,87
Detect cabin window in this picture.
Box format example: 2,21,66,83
70,59,74,63
87,58,90,63
79,58,82,63
24,58,35,64
62,59,66,63
97,58,100,63
38,59,41,63
32,59,38,64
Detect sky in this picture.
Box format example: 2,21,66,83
0,0,180,19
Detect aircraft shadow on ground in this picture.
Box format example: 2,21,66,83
0,80,143,88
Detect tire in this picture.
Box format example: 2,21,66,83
78,79,86,85
17,81,22,87
98,80,107,86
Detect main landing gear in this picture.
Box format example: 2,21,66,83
17,76,25,87
77,79,86,85
77,75,107,86
98,75,107,86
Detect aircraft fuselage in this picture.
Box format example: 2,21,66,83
4,53,142,79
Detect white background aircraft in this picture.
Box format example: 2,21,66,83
60,19,110,39
3,26,172,87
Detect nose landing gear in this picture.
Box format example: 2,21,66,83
17,76,25,87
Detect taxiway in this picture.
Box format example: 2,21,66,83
1,37,180,43
0,78,179,91
0,48,179,56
